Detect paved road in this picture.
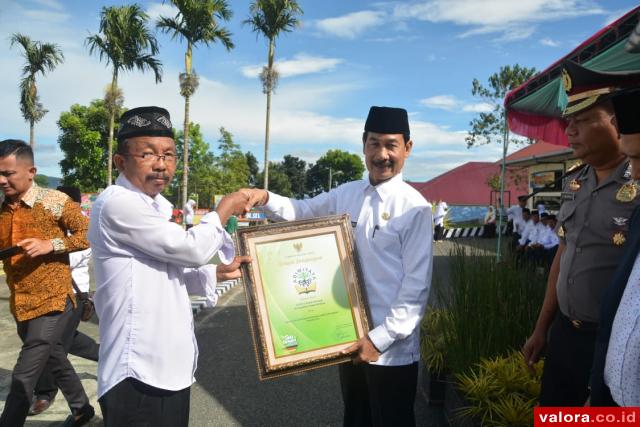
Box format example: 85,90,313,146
0,236,499,426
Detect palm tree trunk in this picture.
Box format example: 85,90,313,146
263,90,272,191
181,43,193,217
182,94,190,214
29,120,35,149
263,39,276,191
106,71,117,186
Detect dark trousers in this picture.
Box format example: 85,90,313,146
434,224,443,241
0,301,89,427
99,377,190,427
539,313,597,406
35,294,99,401
339,362,418,427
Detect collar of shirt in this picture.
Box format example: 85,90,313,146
115,175,173,220
364,173,404,202
581,160,631,188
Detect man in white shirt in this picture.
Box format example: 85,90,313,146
433,200,447,241
507,195,527,236
517,210,539,249
89,107,251,427
183,198,196,229
243,106,433,426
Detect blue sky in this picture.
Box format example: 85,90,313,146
0,0,638,182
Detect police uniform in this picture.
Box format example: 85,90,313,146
539,61,640,406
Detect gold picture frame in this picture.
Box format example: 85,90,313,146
237,214,370,380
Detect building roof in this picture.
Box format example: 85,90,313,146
505,141,573,166
410,161,528,206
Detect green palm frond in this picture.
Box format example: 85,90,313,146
244,0,302,42
86,5,163,83
10,33,64,124
157,0,234,51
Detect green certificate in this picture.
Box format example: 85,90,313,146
256,233,357,357
238,214,370,380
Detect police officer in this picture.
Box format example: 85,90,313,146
523,60,640,406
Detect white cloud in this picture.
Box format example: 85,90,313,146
462,103,494,113
419,95,493,113
146,2,179,22
241,54,344,78
314,11,386,39
32,0,64,10
394,0,604,41
540,37,560,47
420,95,458,110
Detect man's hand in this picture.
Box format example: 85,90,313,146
17,238,54,258
216,255,251,281
239,188,269,208
523,328,547,374
342,336,380,364
215,191,253,225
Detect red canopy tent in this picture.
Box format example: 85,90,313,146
505,6,640,146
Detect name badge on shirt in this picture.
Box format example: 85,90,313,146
561,192,575,202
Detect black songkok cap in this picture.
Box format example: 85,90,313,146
531,210,539,216
117,106,174,142
517,195,528,201
364,106,410,136
613,88,640,134
540,212,549,219
57,186,82,204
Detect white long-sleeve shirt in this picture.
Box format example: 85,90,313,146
518,219,536,246
433,202,447,227
70,248,91,293
605,252,640,406
89,175,233,398
263,173,433,366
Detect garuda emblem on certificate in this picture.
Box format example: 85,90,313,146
293,267,317,294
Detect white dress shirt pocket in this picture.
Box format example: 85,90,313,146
372,225,400,251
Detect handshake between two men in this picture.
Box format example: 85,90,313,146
212,188,270,281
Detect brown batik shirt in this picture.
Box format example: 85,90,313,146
0,184,89,321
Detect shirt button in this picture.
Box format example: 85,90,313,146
568,278,575,285
576,247,582,254
584,221,590,227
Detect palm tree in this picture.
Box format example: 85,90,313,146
157,0,234,212
10,34,64,149
87,4,162,186
244,0,302,191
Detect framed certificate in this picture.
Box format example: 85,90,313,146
237,214,370,380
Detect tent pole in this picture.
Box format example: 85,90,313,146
497,115,510,262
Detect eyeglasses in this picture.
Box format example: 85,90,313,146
127,152,177,164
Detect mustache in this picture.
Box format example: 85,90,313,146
146,174,170,183
372,160,393,168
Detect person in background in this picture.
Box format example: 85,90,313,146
483,205,496,238
28,186,99,417
433,200,447,242
183,198,196,230
507,195,527,238
0,139,94,427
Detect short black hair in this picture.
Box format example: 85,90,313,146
362,131,411,145
523,208,531,214
0,139,34,164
